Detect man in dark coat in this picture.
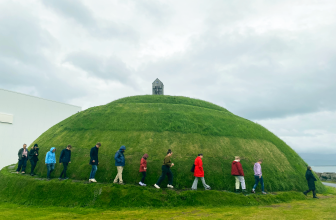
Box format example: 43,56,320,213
59,145,72,180
28,144,39,176
16,144,28,174
89,142,101,183
303,166,318,198
113,145,126,184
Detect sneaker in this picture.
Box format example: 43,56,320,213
262,191,267,194
91,179,97,183
119,182,125,185
154,184,160,189
313,196,319,199
21,171,25,174
167,184,174,189
205,188,211,190
251,189,255,194
58,177,63,180
235,189,240,193
303,191,307,196
16,171,19,174
64,177,69,180
142,183,146,186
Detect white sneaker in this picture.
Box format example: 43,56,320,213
167,184,174,188
139,182,143,186
142,183,146,186
89,179,92,182
91,179,97,183
154,184,160,189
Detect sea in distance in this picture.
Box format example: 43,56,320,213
311,166,336,173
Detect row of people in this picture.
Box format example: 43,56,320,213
17,143,320,197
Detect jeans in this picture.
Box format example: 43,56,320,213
17,157,28,172
156,165,173,186
60,162,68,178
140,172,146,183
191,177,210,190
114,166,124,183
90,165,97,179
30,159,37,174
253,175,264,191
46,164,55,178
235,176,246,190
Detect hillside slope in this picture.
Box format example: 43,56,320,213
21,95,323,191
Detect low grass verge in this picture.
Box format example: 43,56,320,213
1,166,331,209
0,191,336,219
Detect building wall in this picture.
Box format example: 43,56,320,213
152,79,164,95
0,89,81,169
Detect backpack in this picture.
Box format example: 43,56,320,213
190,164,195,172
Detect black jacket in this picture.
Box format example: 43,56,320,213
306,169,317,190
59,148,71,163
90,146,99,165
28,148,39,161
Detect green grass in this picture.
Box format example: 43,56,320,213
19,95,323,192
0,190,336,219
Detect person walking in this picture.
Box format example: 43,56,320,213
113,146,126,184
154,149,174,189
45,147,56,180
28,144,39,176
251,159,266,194
191,154,211,190
16,144,29,174
59,145,72,180
303,166,319,199
231,156,247,193
89,142,101,183
139,153,148,186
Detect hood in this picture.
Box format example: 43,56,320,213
119,145,126,151
143,153,149,159
50,147,55,152
232,160,239,164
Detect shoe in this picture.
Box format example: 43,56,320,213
91,179,97,183
142,183,146,186
64,177,69,180
167,184,174,188
16,171,19,174
58,177,63,180
139,182,143,186
191,188,197,190
303,191,307,196
119,182,125,185
242,190,248,193
251,189,255,194
262,191,267,194
205,188,211,190
154,184,160,189
313,196,319,199
235,189,240,193
21,171,25,174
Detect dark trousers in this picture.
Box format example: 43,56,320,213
60,162,69,178
253,175,265,191
47,164,55,178
156,165,173,186
16,157,27,172
141,172,146,183
304,189,317,197
30,159,37,174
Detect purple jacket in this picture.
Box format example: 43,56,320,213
254,162,262,176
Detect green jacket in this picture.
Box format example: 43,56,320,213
163,155,172,167
18,148,28,160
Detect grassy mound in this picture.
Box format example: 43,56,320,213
20,95,323,192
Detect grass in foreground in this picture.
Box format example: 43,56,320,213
0,193,336,220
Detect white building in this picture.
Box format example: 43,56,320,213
0,88,81,169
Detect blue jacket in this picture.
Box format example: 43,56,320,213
45,147,56,164
114,146,126,166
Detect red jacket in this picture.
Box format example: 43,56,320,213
194,157,204,177
231,160,244,176
139,158,147,172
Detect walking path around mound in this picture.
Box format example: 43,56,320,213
322,182,336,188
7,165,269,195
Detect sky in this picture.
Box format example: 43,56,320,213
0,0,335,159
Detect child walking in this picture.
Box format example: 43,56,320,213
139,154,149,186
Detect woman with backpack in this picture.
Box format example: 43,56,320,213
191,154,211,190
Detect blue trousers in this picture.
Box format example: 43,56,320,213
90,165,97,179
46,164,55,178
253,175,264,191
17,157,28,172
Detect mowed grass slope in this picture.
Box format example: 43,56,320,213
22,95,323,192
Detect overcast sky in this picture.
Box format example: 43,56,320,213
0,0,335,155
